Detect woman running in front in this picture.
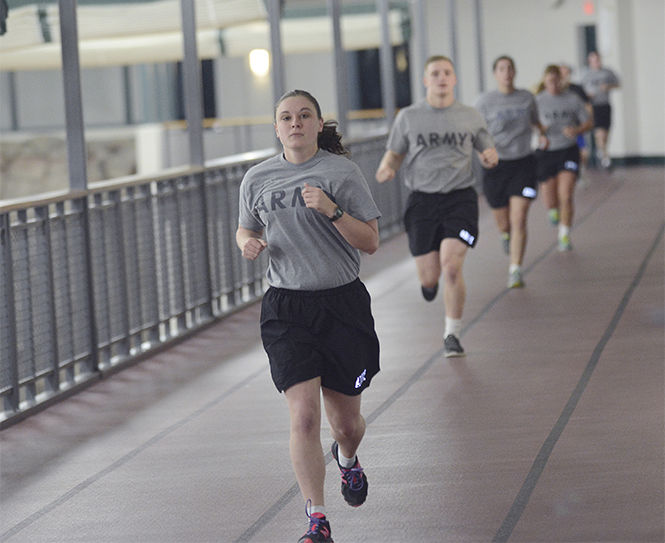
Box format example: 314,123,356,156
236,89,381,543
535,65,593,251
475,55,548,287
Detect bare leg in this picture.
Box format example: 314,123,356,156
414,250,441,290
557,171,577,228
594,127,609,162
439,238,468,319
580,146,590,170
508,196,531,267
540,177,558,212
322,388,365,460
492,207,510,235
284,378,325,506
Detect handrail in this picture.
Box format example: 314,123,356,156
0,165,198,213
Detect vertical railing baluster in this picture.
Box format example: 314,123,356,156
78,196,99,373
1,212,19,415
155,180,169,340
204,172,221,315
219,170,237,310
35,204,60,394
111,189,130,359
17,209,36,406
92,193,110,367
124,186,138,352
174,177,188,333
144,182,160,345
57,201,76,386
196,171,214,322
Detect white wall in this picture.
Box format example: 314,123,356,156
82,67,127,126
0,73,13,128
16,70,66,128
424,0,596,100
215,56,272,121
621,0,665,156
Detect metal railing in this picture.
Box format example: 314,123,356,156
0,133,405,427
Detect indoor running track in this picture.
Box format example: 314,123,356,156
1,166,663,543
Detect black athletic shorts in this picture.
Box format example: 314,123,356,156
592,104,612,130
535,145,580,182
482,155,538,209
403,187,479,256
260,278,380,396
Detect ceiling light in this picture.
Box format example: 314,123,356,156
249,48,270,77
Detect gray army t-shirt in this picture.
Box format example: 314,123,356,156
535,90,590,151
580,67,619,106
475,89,539,160
238,149,381,290
386,100,494,194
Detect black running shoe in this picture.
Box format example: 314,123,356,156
421,283,438,302
444,334,465,358
298,503,333,543
331,441,368,507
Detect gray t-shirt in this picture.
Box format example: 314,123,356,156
580,67,619,106
238,149,381,290
386,100,494,193
535,90,590,151
475,89,539,160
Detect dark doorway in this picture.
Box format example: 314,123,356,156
579,24,597,67
175,59,216,120
349,44,412,110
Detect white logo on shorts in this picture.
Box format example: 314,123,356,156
459,229,475,245
522,187,537,198
564,160,579,172
355,369,367,389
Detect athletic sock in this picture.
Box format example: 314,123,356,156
558,224,570,239
337,450,356,469
445,317,462,338
310,505,326,517
509,263,521,274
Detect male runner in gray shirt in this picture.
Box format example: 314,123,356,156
580,51,620,168
376,55,498,358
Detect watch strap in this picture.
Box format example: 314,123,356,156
329,206,344,222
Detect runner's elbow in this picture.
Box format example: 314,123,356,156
364,236,379,255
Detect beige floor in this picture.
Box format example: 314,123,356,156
1,166,663,543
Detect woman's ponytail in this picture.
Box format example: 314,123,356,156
318,120,349,156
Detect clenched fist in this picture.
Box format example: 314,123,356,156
479,147,499,169
242,237,267,260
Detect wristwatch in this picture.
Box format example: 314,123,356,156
329,206,344,222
